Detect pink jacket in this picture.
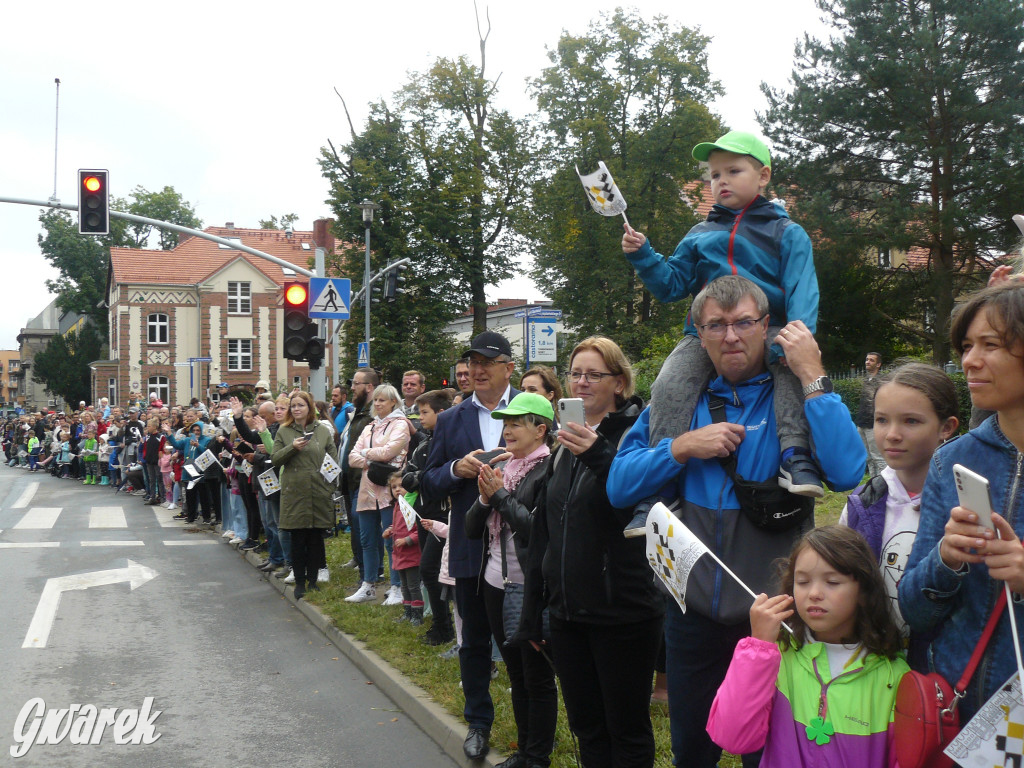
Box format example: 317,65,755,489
348,413,413,512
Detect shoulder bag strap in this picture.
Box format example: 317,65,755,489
707,393,741,481
956,587,1008,694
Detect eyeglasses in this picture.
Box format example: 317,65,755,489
468,358,509,369
568,370,617,383
697,314,768,339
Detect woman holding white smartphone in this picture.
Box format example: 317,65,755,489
900,281,1024,722
516,337,662,768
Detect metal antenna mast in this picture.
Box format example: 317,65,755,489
50,78,61,205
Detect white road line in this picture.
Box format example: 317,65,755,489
89,506,128,528
80,540,144,547
11,482,40,509
152,506,183,528
13,508,62,529
0,542,60,548
162,540,218,546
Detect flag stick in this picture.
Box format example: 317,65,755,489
1003,582,1024,707
622,211,631,231
701,546,794,636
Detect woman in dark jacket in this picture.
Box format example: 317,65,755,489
466,392,557,768
518,336,663,768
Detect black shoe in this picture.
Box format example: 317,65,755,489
294,581,306,600
463,728,490,760
495,753,528,768
240,539,259,551
172,513,187,520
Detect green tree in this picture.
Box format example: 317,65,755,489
31,325,104,406
760,0,1024,364
526,8,723,359
259,213,299,230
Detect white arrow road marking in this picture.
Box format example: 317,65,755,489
11,482,39,509
22,559,158,649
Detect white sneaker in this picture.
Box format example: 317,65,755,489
166,503,177,511
345,582,377,603
221,530,234,539
229,537,243,545
317,567,329,583
382,584,403,606
283,569,296,584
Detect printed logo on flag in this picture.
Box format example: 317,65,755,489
577,161,628,216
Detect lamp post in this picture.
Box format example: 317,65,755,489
357,200,379,368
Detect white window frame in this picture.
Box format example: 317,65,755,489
108,378,117,405
227,282,252,315
147,376,169,405
228,339,252,372
147,313,169,345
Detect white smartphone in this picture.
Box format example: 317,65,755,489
557,398,586,436
953,463,995,530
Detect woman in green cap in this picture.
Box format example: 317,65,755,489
465,391,557,768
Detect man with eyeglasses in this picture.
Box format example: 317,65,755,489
608,276,865,768
421,331,520,761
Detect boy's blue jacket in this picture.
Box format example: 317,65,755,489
625,196,818,338
166,431,211,462
899,415,1024,720
608,371,864,624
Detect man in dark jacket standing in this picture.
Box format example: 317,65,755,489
340,369,379,579
856,351,885,475
421,332,519,761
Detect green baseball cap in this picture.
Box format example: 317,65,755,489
692,131,771,169
491,392,555,422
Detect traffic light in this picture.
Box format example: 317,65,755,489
282,281,324,367
383,263,408,302
78,169,109,235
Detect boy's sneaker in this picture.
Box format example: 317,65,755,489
382,585,403,606
345,582,377,603
778,453,825,498
172,512,187,521
623,497,659,539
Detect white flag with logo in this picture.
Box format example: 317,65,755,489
193,449,217,472
398,494,418,530
577,161,627,216
257,468,280,495
646,502,709,614
320,453,341,483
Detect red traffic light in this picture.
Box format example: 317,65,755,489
285,283,308,307
83,175,102,193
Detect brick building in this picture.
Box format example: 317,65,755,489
93,224,333,407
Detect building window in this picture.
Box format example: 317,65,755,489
147,313,169,345
877,248,892,269
8,361,19,372
228,339,252,371
228,282,251,314
293,376,303,391
108,378,117,405
147,376,169,405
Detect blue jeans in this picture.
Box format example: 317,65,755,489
664,602,762,768
228,493,248,540
258,492,284,565
357,508,388,585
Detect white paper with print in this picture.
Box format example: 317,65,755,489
945,672,1024,767
239,459,253,477
320,453,341,483
398,494,418,530
193,449,217,472
576,161,627,216
257,468,280,495
646,502,709,614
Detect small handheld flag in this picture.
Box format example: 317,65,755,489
577,161,630,227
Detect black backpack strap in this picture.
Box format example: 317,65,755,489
707,393,741,480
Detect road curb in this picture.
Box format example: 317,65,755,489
238,545,499,768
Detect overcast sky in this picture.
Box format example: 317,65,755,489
0,0,828,351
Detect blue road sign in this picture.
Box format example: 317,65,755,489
357,342,370,368
308,278,351,319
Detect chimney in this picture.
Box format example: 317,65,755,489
225,221,234,229
313,218,334,251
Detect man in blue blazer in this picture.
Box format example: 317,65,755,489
421,331,519,761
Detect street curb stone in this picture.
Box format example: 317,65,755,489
238,545,499,768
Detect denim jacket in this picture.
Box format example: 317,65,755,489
898,415,1024,720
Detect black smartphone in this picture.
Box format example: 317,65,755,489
476,449,505,465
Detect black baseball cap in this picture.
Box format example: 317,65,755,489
463,331,512,359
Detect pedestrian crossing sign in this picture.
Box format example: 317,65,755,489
357,342,369,368
308,278,351,319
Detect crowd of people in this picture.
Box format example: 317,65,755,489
4,128,1023,768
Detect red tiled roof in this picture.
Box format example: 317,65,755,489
684,180,715,217
458,299,533,318
109,227,332,287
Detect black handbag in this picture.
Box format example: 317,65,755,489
365,423,399,486
708,394,814,532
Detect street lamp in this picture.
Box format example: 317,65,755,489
357,199,379,368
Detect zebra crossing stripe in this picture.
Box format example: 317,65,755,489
13,508,62,529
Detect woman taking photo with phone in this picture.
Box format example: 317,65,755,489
900,281,1024,722
516,337,661,768
272,390,339,600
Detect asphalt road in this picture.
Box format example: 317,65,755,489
0,466,458,768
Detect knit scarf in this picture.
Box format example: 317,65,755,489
488,443,549,540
